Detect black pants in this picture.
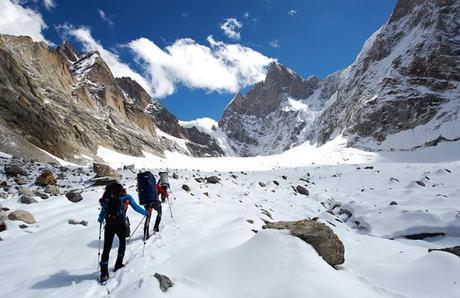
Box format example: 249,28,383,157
101,222,126,267
144,201,162,235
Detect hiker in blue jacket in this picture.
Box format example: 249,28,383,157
98,182,147,282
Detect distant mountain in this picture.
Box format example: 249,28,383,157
219,62,342,156
220,0,460,156
0,35,224,162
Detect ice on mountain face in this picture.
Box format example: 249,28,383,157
71,53,98,81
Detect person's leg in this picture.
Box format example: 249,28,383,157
143,204,152,239
100,225,116,279
114,223,127,271
153,201,162,232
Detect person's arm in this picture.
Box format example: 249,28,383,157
125,194,148,216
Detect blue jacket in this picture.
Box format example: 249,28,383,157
98,194,147,223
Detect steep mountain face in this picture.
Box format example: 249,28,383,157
0,35,223,162
219,62,342,156
220,0,459,155
317,0,460,149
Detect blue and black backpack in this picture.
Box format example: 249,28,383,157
137,171,157,205
102,182,127,221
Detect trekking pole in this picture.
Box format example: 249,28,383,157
142,213,150,257
128,216,145,243
97,223,102,268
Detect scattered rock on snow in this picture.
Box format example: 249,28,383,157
0,211,7,232
172,172,179,179
390,177,400,183
428,246,460,258
14,177,28,185
68,219,88,226
44,185,59,196
247,219,254,224
154,273,174,293
389,201,398,206
282,175,287,180
194,177,206,183
258,182,266,187
415,180,426,187
18,195,38,204
92,163,121,178
66,189,83,203
273,180,279,186
18,187,34,196
263,219,345,266
8,210,36,224
182,184,191,192
4,164,29,177
403,232,445,240
206,176,221,184
296,185,309,196
35,169,57,186
34,190,49,200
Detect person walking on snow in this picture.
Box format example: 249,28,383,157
98,182,148,282
144,181,169,237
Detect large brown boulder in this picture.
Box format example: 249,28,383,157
263,219,345,266
8,210,36,224
35,169,57,186
92,163,121,178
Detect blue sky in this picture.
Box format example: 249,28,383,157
1,0,397,121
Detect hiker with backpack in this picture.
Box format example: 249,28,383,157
137,171,170,239
97,182,148,283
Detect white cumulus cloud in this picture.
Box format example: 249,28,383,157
220,18,242,40
0,0,50,43
128,35,274,98
58,24,152,94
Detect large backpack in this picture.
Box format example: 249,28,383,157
158,171,169,188
102,182,127,221
137,171,157,205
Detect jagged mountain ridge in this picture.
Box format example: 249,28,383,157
219,0,460,156
0,35,224,162
219,63,342,156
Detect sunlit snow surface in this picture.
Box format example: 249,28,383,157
0,138,459,297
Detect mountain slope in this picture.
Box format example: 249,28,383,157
219,62,342,156
317,0,460,149
0,35,224,162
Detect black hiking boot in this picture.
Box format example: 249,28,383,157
100,263,109,282
153,226,159,233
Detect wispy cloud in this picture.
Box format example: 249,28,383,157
0,0,51,44
181,12,189,18
128,35,274,98
98,9,114,27
243,12,249,19
43,0,56,11
269,40,280,48
220,18,242,40
58,24,152,94
288,9,297,16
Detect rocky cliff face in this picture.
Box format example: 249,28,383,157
219,62,342,156
317,0,460,149
0,35,223,162
220,0,459,155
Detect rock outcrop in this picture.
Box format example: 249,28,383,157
0,34,225,163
